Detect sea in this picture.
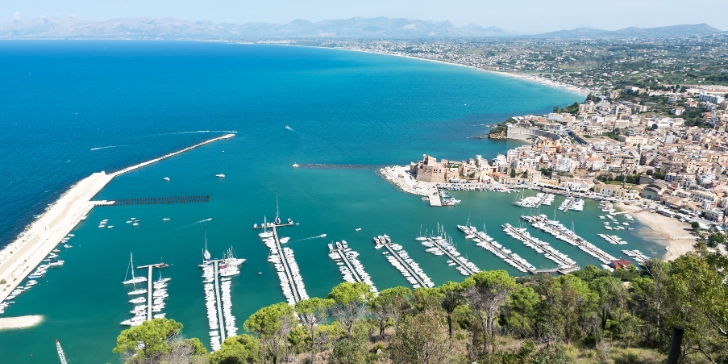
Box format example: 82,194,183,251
0,41,664,363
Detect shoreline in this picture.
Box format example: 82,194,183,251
0,133,235,303
615,203,695,261
312,45,592,96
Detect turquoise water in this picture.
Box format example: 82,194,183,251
0,41,648,363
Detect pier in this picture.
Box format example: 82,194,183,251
213,262,226,342
458,225,535,274
102,195,210,206
329,242,378,293
272,226,301,302
257,220,308,305
521,215,616,265
424,237,479,275
501,223,579,274
377,236,434,288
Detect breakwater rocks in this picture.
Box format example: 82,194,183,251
488,131,507,140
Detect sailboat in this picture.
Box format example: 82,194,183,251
274,197,282,225
122,253,147,285
199,228,212,268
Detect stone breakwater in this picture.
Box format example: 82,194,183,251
0,134,235,303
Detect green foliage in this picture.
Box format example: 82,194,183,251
209,334,260,364
112,250,728,363
707,233,725,247
112,318,183,360
329,323,368,364
389,309,450,364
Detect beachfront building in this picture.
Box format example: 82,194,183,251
594,183,628,199
641,180,670,200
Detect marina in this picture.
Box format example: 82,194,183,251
599,234,628,245
521,215,617,265
375,235,434,289
328,241,378,294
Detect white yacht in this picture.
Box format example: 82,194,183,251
163,177,170,181
216,174,225,178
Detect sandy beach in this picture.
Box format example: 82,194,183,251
0,315,43,330
616,203,696,261
320,45,592,96
0,133,235,303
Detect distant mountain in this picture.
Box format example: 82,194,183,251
533,23,724,39
0,17,722,40
0,17,508,40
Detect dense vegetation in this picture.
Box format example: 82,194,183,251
114,246,728,363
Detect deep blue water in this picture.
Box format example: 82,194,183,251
0,41,589,362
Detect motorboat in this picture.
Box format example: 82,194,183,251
216,174,225,178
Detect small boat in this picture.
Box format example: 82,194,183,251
108,226,114,229
63,244,73,249
292,162,299,168
163,177,170,181
216,174,225,178
279,237,290,244
123,254,147,285
355,228,361,232
163,218,170,221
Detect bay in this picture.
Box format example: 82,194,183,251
0,41,636,363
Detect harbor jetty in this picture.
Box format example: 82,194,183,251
0,133,235,304
374,235,434,289
328,241,378,294
521,215,616,265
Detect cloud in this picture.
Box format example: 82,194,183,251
13,12,20,20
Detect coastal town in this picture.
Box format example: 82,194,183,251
381,82,728,260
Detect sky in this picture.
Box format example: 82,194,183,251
3,0,727,34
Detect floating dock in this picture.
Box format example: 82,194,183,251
501,223,580,274
521,215,616,265
329,241,378,294
376,235,434,289
258,221,308,305
422,237,479,276
458,225,535,273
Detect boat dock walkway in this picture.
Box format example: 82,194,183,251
379,238,430,288
460,226,535,274
535,193,550,208
502,224,578,271
334,247,363,282
429,194,442,207
213,261,226,342
425,237,479,275
521,215,616,265
558,197,576,212
272,226,301,303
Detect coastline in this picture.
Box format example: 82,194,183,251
314,45,591,96
0,133,235,303
615,203,695,261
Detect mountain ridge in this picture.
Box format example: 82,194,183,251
0,17,723,40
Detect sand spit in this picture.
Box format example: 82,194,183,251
0,134,235,303
0,315,43,330
616,203,696,261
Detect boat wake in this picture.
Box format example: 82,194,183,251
290,234,327,243
161,130,238,135
90,145,121,151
